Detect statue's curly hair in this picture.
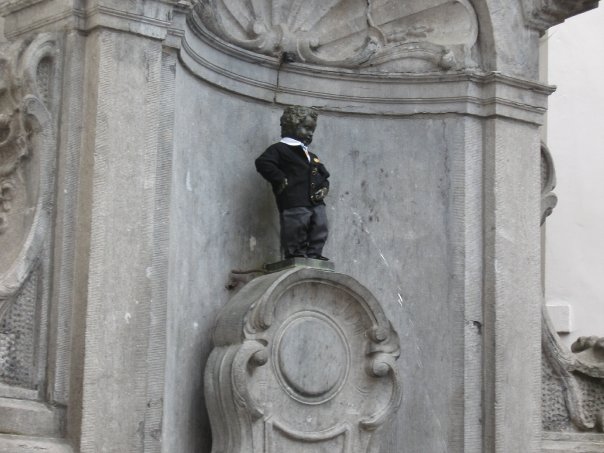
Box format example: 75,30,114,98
280,105,318,137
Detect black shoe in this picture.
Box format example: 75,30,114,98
285,254,305,259
308,255,329,261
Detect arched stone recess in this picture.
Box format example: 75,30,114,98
179,0,559,122
0,33,63,437
205,267,402,453
181,0,601,109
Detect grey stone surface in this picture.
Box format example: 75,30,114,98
482,117,543,453
74,28,174,453
0,397,64,437
166,74,465,451
0,434,72,453
542,432,604,453
205,267,401,452
0,0,601,452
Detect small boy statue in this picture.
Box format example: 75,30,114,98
255,105,330,260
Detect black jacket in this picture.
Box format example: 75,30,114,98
255,142,330,212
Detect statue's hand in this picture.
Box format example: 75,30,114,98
276,178,288,195
311,187,328,203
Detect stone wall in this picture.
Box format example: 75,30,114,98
167,75,467,451
0,0,600,452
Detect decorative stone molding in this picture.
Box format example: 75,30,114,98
542,432,604,452
522,0,600,33
192,0,478,72
0,0,44,16
205,267,402,453
540,142,557,225
0,33,58,390
0,434,72,453
0,0,193,41
571,337,604,380
181,21,554,123
542,308,604,433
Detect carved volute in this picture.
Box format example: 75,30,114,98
540,142,557,225
205,267,402,453
522,0,599,33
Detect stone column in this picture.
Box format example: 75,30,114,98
479,2,599,452
63,3,189,452
482,117,543,452
0,1,190,452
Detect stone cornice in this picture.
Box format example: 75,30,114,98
523,0,600,33
180,19,555,124
0,433,73,453
0,0,44,16
0,0,193,40
84,4,175,40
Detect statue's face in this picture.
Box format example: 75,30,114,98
292,115,317,146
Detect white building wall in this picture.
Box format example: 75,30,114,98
545,6,604,348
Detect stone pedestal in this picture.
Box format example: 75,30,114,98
205,266,401,453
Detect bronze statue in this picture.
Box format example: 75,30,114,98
255,105,330,260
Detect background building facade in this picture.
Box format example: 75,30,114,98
544,6,604,348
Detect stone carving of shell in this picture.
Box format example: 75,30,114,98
195,0,478,71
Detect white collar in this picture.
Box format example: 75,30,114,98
280,137,308,152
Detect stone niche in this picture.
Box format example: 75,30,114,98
0,0,601,452
167,0,551,452
204,266,402,453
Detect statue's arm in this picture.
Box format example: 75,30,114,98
255,146,287,184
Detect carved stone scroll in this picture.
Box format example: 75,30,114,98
0,33,58,391
192,0,478,72
522,0,600,33
542,308,604,433
205,267,402,453
541,142,557,225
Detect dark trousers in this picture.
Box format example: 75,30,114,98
279,205,328,258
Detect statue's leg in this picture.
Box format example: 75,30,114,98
280,207,312,258
306,205,328,258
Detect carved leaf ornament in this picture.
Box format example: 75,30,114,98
0,35,57,333
194,0,479,71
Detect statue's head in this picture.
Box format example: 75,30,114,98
280,105,318,146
